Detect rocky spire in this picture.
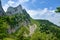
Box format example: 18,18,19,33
0,0,1,5
6,5,23,15
0,0,5,16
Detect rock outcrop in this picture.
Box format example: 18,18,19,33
6,4,31,33
6,5,23,15
0,0,5,16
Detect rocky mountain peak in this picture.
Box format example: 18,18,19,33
17,4,22,9
6,5,23,15
6,5,31,34
0,0,5,16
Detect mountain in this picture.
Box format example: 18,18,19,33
6,5,23,15
0,0,60,40
0,0,5,16
5,5,31,34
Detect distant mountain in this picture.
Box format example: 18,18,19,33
0,0,60,40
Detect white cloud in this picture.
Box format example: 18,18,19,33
2,0,60,26
27,8,60,26
3,0,15,11
3,4,9,12
3,0,29,12
8,0,15,6
27,8,55,18
18,0,29,3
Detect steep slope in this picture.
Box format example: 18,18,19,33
36,20,59,27
0,0,5,16
6,5,23,15
6,5,32,34
33,20,60,40
0,0,60,40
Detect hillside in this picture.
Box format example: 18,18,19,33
0,0,60,40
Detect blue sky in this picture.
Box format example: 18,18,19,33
1,0,60,26
1,0,60,10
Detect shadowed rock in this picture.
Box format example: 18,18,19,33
0,0,5,16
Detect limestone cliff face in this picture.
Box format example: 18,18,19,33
0,0,5,16
6,4,31,34
6,5,23,15
0,0,37,35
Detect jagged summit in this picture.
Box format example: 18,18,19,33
6,4,23,15
0,0,29,16
6,5,31,34
0,0,5,16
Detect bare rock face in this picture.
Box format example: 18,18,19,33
6,4,31,34
0,0,5,16
6,5,23,15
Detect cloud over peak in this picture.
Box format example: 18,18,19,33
3,0,30,11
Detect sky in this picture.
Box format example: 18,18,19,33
1,0,60,26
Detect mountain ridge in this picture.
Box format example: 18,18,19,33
0,0,60,40
0,0,5,16
6,5,23,15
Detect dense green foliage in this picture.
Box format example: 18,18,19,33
55,7,60,13
0,7,60,40
0,13,31,40
36,20,60,40
0,16,9,39
0,15,60,40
